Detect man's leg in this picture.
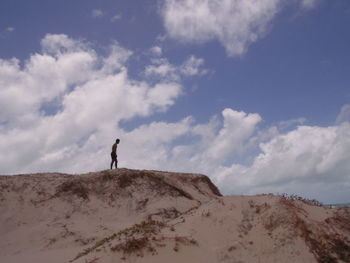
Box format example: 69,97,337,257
110,160,114,169
115,157,118,169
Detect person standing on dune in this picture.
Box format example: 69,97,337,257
110,138,120,169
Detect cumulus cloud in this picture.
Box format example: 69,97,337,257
144,58,177,80
123,105,349,203
216,122,350,202
180,56,208,76
161,0,321,56
0,34,348,204
129,108,350,203
144,55,208,81
204,109,262,163
0,34,184,174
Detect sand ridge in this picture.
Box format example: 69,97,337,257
0,169,349,263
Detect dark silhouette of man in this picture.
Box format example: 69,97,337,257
111,138,120,169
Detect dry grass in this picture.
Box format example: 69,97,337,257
117,173,133,188
110,236,157,258
109,220,166,258
173,236,198,252
72,218,200,261
296,218,350,263
71,220,165,261
269,195,350,263
54,169,196,202
84,257,100,263
325,208,350,233
56,181,89,200
147,207,181,220
71,233,118,261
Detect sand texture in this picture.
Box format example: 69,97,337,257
0,168,349,263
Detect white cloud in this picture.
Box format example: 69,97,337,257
336,104,350,124
161,0,321,57
144,55,208,81
213,122,350,203
113,107,350,203
91,9,104,18
180,55,208,76
204,109,262,163
0,34,184,174
278,117,306,131
0,34,213,179
149,46,163,56
41,34,88,55
121,117,194,169
144,58,177,80
0,34,98,126
0,33,348,204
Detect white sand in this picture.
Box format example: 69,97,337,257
1,169,349,263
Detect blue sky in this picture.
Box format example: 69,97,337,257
1,0,350,203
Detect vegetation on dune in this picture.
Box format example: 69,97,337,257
55,169,199,201
71,219,198,261
261,194,350,263
56,181,89,200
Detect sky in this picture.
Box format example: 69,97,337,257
1,0,350,203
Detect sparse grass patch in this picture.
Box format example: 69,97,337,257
117,173,133,188
84,257,100,263
100,171,115,181
56,180,89,200
291,213,350,263
147,207,181,220
71,220,165,262
173,236,198,252
111,237,151,256
70,233,117,262
71,218,199,261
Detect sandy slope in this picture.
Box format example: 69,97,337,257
0,169,349,263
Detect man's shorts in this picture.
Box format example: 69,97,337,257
111,152,117,160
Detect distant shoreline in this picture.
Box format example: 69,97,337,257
326,203,350,208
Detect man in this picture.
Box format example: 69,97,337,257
110,138,120,169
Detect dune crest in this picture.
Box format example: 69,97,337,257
0,169,349,263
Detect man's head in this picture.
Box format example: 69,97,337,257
116,139,120,144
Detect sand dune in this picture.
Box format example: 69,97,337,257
0,169,349,263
